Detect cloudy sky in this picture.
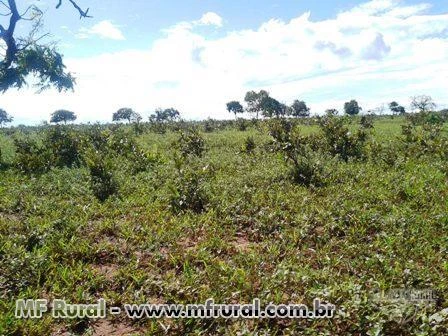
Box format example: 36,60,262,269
1,0,448,124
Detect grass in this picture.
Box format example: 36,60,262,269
0,115,447,335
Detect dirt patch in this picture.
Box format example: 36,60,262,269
91,263,119,281
177,236,201,252
231,233,252,252
91,320,139,336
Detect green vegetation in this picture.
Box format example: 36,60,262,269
0,113,448,335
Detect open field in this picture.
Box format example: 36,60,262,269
1,114,448,335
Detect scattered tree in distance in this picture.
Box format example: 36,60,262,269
244,90,269,119
113,108,141,123
410,95,436,113
149,108,181,123
260,96,287,119
50,109,77,124
344,100,362,116
290,100,310,118
226,101,244,119
389,101,406,115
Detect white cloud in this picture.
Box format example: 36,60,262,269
196,12,223,27
2,1,448,124
76,20,125,40
164,12,224,34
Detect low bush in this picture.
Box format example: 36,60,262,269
241,136,256,154
174,128,206,158
13,136,52,174
44,126,82,168
319,115,368,162
168,156,212,213
269,119,328,187
83,148,118,202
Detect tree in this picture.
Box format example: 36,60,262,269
260,96,287,119
344,100,362,116
226,101,244,119
244,90,269,119
50,109,77,124
410,95,436,113
113,108,141,123
389,101,406,115
0,0,91,93
290,100,310,118
325,109,339,116
149,108,180,123
0,108,13,127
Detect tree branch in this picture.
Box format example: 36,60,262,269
0,0,91,92
56,0,92,19
0,0,10,10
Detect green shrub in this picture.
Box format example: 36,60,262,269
83,149,118,202
236,118,249,131
269,119,328,186
360,115,374,129
81,125,110,152
175,128,206,158
128,147,159,174
319,115,368,161
13,126,82,174
44,126,82,168
13,136,52,174
401,122,447,158
287,148,327,186
203,119,214,133
148,121,167,134
369,140,401,167
0,147,4,170
169,157,212,213
241,136,256,154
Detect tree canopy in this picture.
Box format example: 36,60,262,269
226,101,244,118
50,109,77,124
0,108,13,126
113,108,141,123
0,0,91,93
244,90,269,119
149,108,181,123
290,100,310,118
389,101,406,115
344,100,362,116
260,96,287,119
410,95,436,113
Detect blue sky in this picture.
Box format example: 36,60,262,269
2,0,448,124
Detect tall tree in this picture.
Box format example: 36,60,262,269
244,90,269,119
113,108,140,123
0,0,91,93
149,108,181,123
389,101,406,115
226,101,244,119
290,100,310,118
0,108,13,126
344,100,362,116
410,95,436,113
50,109,77,124
260,96,287,119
